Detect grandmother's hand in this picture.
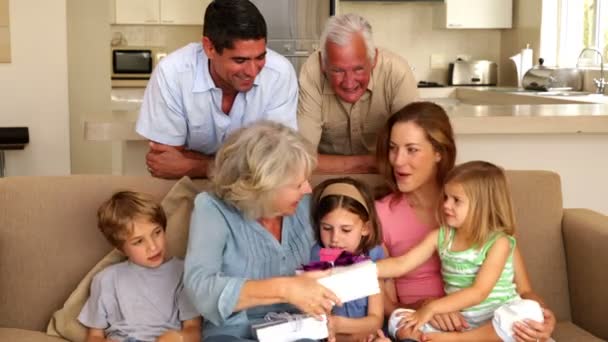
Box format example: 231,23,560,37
513,307,555,342
284,271,341,319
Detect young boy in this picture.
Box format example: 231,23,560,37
78,191,201,342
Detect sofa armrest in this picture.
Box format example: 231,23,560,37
563,208,608,340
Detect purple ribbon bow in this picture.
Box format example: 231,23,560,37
300,251,370,271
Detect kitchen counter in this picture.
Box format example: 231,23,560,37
447,103,608,134
93,87,608,139
416,87,608,134
85,102,608,140
86,87,608,214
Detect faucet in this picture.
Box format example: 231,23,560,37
577,48,607,94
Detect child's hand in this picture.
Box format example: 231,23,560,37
403,305,434,331
396,324,422,341
326,315,337,342
366,329,391,342
156,330,183,342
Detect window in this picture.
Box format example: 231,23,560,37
551,0,608,67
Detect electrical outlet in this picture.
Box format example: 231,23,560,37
456,54,472,61
430,54,447,69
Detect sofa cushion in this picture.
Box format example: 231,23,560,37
506,171,571,322
0,328,69,342
165,177,210,258
553,321,604,341
46,249,125,341
311,172,572,322
0,175,177,332
45,176,209,341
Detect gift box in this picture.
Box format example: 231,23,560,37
317,260,380,303
252,313,328,342
298,251,380,304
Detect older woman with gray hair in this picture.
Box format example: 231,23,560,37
184,121,340,341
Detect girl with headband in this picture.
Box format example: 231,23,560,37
310,177,386,341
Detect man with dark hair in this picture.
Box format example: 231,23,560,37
136,0,298,179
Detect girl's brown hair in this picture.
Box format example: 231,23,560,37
441,161,516,247
311,177,382,254
376,101,456,197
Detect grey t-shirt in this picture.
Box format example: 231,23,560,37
78,257,199,342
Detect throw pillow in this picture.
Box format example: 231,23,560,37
164,177,210,258
46,249,126,342
46,176,209,341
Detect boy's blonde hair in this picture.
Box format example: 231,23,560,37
97,191,167,249
440,161,516,247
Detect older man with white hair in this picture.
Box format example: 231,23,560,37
298,13,418,174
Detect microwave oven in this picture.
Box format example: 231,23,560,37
111,46,165,80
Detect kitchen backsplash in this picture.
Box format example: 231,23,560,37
111,2,532,86
110,25,202,53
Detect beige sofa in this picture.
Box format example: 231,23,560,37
0,172,607,341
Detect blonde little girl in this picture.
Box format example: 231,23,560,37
377,161,543,342
310,177,385,341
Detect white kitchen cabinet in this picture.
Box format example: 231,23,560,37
434,0,512,29
115,0,160,25
160,0,209,25
114,0,208,25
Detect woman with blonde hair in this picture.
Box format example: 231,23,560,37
184,121,340,341
375,102,556,342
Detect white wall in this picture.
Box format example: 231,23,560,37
0,0,70,175
67,0,112,174
499,0,542,86
458,134,608,215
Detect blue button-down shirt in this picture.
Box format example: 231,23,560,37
136,43,298,154
184,192,314,340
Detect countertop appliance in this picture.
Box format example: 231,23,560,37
449,59,498,86
251,0,334,74
522,58,583,91
417,81,445,88
0,127,29,177
111,46,166,87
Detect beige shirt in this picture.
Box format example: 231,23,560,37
297,48,419,155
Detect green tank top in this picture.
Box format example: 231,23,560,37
437,226,519,321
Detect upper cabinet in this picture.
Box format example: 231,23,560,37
115,0,160,24
0,0,10,63
434,0,512,29
114,0,209,25
160,0,208,25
